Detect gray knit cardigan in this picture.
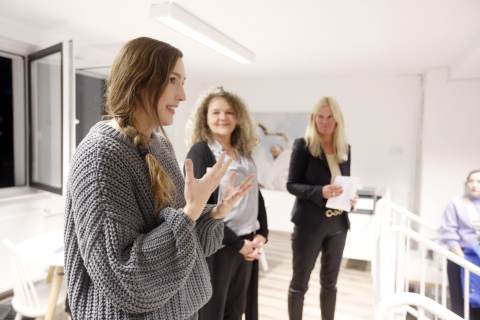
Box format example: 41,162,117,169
64,122,224,320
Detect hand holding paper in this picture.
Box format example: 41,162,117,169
326,176,360,212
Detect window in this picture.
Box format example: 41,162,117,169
0,51,26,189
0,41,74,196
75,71,106,146
28,46,63,193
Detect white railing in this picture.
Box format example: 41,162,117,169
373,293,462,320
374,198,480,320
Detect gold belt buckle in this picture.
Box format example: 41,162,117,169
326,209,342,218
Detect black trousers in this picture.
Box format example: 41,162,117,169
288,215,348,320
198,243,253,320
447,259,480,319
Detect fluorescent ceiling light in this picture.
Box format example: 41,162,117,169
150,3,254,64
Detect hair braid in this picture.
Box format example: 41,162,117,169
103,37,183,212
117,116,176,212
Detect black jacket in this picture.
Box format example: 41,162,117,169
185,141,269,250
287,138,351,232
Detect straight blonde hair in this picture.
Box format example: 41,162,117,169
304,96,348,162
104,37,182,212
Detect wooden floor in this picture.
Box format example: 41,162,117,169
258,231,374,320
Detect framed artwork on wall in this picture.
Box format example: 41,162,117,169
251,112,309,191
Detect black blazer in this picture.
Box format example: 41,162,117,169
185,141,269,251
287,138,351,233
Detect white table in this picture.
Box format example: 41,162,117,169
17,230,64,320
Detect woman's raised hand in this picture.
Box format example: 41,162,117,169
211,171,255,220
184,152,232,221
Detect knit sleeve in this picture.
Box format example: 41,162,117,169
69,145,202,314
194,205,224,257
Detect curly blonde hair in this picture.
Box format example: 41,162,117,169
186,87,259,156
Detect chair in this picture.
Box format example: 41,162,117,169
3,238,67,320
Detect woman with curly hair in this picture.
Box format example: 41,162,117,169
185,87,269,320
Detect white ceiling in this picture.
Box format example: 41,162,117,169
0,0,479,81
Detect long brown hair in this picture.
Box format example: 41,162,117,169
104,37,182,212
186,87,259,156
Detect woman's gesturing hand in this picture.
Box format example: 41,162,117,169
322,184,343,199
184,152,232,221
211,172,255,220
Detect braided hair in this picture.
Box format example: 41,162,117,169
104,37,182,212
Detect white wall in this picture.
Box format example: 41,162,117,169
419,68,480,230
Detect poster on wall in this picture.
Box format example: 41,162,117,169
252,112,310,192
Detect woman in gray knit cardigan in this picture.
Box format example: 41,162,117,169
64,37,255,320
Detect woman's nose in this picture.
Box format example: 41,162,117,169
177,85,186,101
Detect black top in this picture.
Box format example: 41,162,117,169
185,141,269,251
287,138,351,232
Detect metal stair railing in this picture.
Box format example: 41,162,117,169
374,198,480,319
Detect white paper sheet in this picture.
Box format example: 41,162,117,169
326,176,360,211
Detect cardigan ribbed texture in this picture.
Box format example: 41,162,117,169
64,122,224,320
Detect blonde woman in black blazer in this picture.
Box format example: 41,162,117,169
287,97,358,320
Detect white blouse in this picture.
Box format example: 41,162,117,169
209,139,260,237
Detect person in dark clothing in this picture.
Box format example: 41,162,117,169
185,86,269,320
286,96,358,320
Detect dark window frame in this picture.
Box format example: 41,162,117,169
28,43,63,195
